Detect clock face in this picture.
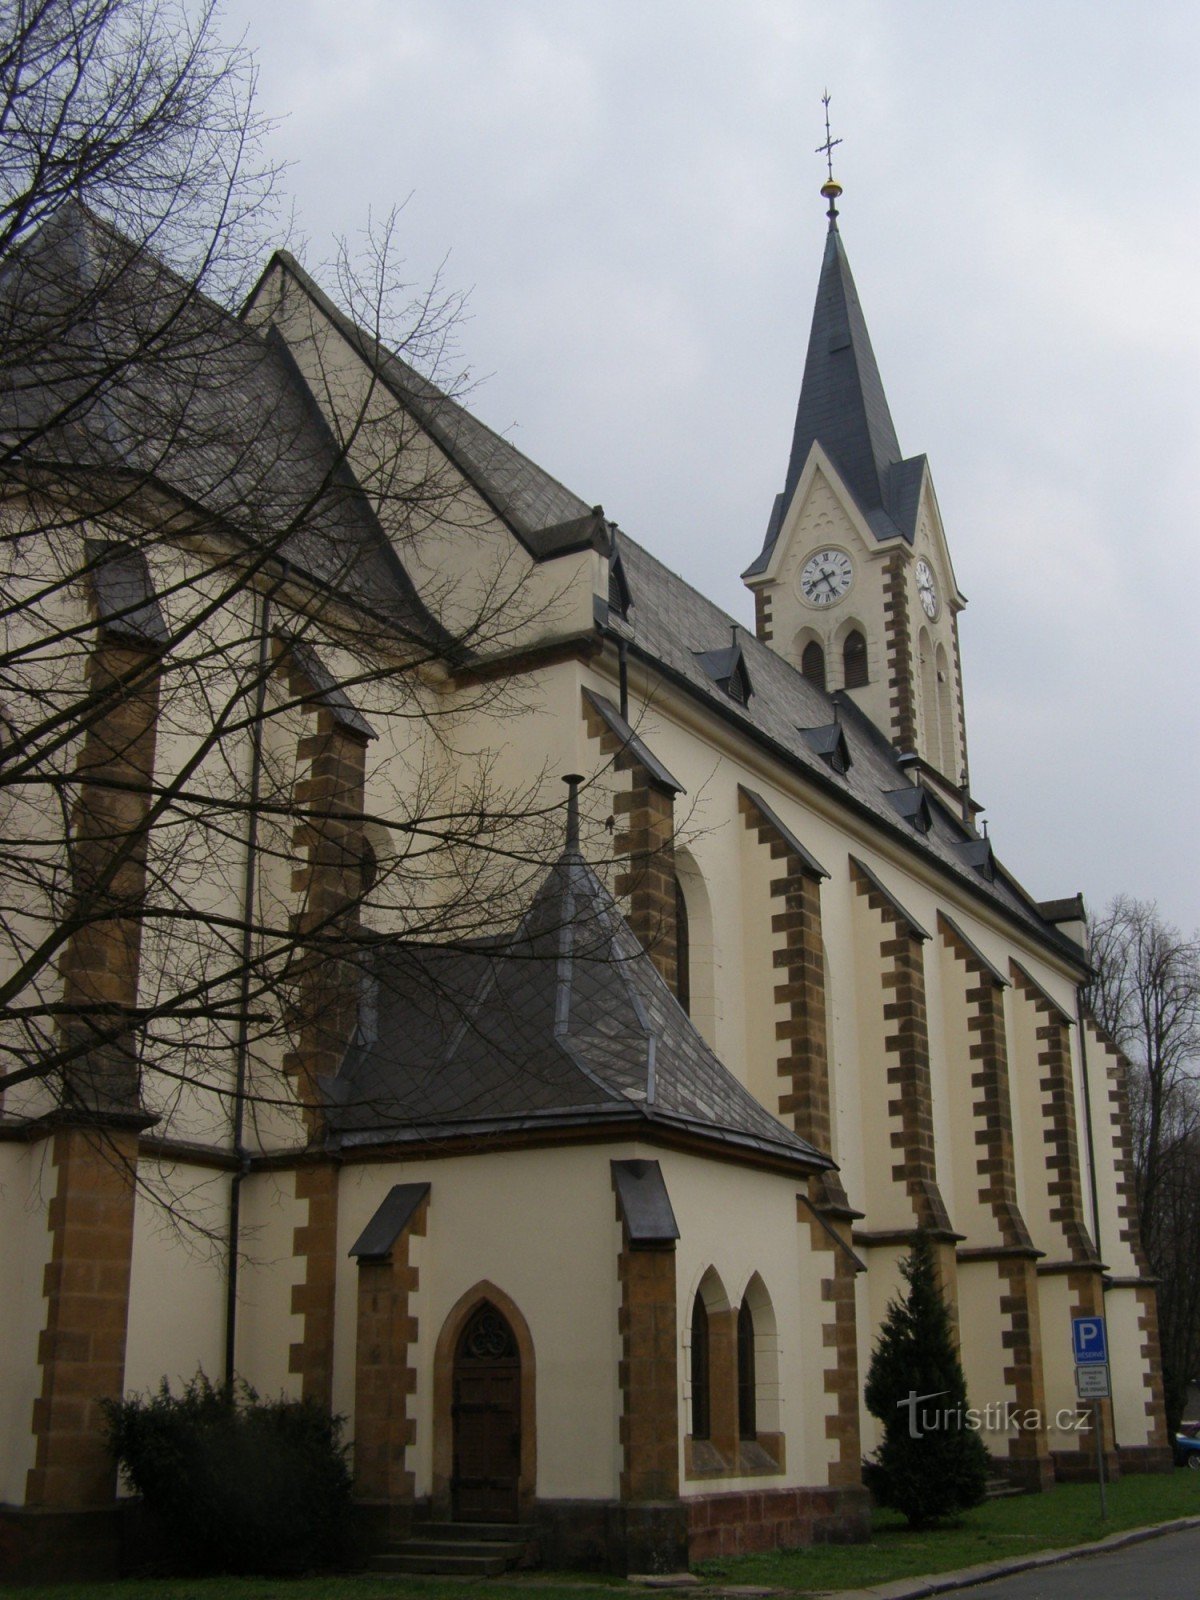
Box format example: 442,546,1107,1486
915,559,939,619
799,548,854,608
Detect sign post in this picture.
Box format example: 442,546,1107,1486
1072,1316,1109,1520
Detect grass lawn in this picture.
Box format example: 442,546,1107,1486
2,1578,623,1600
7,1475,1200,1600
694,1471,1200,1592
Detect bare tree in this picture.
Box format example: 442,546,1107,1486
0,0,592,1235
1086,895,1200,1434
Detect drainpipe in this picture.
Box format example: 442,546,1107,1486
1076,986,1104,1264
1075,980,1113,1492
618,638,629,722
224,565,288,1386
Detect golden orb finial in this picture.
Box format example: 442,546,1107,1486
816,91,843,225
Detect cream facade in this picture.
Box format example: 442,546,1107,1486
0,200,1168,1582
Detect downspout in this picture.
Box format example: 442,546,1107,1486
1076,982,1113,1489
1076,987,1104,1264
618,637,629,722
224,564,288,1386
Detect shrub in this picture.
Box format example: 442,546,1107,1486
863,1233,990,1526
103,1373,353,1574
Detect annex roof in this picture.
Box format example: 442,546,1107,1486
328,839,830,1173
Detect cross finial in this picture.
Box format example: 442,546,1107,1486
816,89,844,226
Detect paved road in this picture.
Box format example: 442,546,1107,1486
956,1524,1200,1599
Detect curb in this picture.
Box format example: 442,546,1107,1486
816,1512,1200,1599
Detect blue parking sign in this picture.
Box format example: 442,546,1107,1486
1072,1316,1108,1365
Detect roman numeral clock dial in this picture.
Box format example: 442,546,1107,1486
915,558,939,619
799,548,853,607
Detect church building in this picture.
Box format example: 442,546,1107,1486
0,174,1169,1581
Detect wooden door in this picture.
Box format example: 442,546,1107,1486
451,1302,521,1522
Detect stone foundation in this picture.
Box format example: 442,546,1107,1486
0,1504,123,1585
685,1484,870,1561
1115,1445,1174,1475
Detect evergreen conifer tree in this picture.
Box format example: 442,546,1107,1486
863,1233,990,1525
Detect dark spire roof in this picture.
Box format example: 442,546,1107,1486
329,837,830,1173
788,223,901,508
745,223,927,576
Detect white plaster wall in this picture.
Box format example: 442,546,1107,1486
1105,1286,1154,1451
859,1242,908,1458
1038,1274,1090,1453
233,1170,306,1398
124,1167,230,1397
957,1259,1021,1451
937,952,994,1243
321,1142,842,1505
921,923,959,1234
664,1149,833,1491
0,1140,56,1503
1008,990,1070,1263
738,809,785,1118
1083,1023,1142,1278
335,1145,623,1501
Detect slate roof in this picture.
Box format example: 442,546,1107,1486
250,222,1083,972
0,204,443,644
329,842,830,1171
599,534,1086,966
258,252,609,561
6,209,1084,975
745,223,929,577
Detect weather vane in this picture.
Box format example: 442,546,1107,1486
815,89,844,224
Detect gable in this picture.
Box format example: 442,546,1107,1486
243,253,602,656
748,443,900,592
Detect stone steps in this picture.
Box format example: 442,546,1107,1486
984,1476,1027,1500
371,1521,534,1577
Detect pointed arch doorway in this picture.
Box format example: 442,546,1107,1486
451,1301,521,1521
434,1281,537,1523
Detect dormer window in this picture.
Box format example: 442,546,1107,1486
725,657,751,705
801,721,852,776
954,836,995,881
608,550,631,618
693,636,753,708
885,785,933,835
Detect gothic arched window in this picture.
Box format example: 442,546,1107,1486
737,1300,757,1440
674,875,691,1015
690,1292,710,1440
801,640,826,692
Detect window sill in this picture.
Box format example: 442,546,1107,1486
684,1432,785,1480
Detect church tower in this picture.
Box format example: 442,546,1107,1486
743,170,969,805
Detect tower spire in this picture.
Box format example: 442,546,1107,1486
816,90,843,228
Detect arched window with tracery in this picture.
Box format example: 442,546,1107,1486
843,629,868,689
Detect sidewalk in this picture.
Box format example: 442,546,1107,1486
820,1513,1200,1599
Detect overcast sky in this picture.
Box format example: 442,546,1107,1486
221,0,1200,935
